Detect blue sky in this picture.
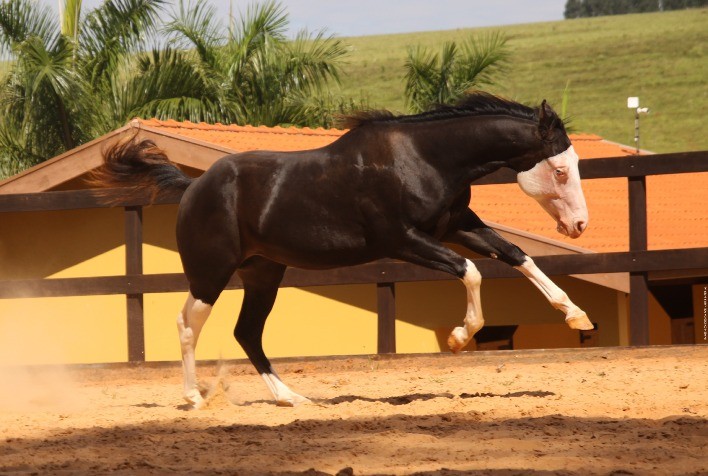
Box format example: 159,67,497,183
43,0,568,37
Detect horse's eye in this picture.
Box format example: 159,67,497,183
554,169,566,177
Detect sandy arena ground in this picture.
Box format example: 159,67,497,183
0,345,706,475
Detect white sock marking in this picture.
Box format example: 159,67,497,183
448,259,484,352
177,293,212,408
260,372,309,407
515,257,591,327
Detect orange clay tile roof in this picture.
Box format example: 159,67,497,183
137,119,708,252
138,119,343,152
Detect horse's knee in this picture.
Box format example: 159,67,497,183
462,259,481,287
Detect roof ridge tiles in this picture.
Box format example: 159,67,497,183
138,118,344,136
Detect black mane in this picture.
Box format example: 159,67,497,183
340,92,540,129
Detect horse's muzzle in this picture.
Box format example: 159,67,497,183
557,218,587,238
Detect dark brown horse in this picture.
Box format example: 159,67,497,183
94,92,591,408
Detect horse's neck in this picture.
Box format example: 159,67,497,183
402,116,535,184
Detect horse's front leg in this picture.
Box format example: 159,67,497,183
514,256,593,330
443,210,593,334
447,258,484,353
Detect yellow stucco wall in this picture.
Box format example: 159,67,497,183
0,208,128,364
0,208,124,279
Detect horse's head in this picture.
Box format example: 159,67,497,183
515,100,588,239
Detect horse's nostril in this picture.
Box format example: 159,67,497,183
575,220,587,233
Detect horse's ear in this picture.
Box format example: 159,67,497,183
538,99,555,139
539,99,554,124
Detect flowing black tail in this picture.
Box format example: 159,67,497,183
90,132,193,204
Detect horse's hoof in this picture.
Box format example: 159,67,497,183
447,327,468,354
191,400,207,410
183,390,206,410
276,394,311,407
566,311,594,330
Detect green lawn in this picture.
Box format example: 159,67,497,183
336,9,708,153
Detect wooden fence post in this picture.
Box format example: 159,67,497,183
628,175,649,345
377,282,396,353
125,206,145,361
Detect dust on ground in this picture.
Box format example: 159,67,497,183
1,345,706,475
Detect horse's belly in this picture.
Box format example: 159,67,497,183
247,221,376,269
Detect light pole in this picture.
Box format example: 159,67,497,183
627,97,649,154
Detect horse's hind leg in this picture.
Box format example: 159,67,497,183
176,238,239,409
234,258,309,407
177,293,213,408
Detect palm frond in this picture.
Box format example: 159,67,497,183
0,0,58,56
165,0,223,68
457,31,510,89
285,29,348,93
404,45,440,113
81,0,166,86
10,33,94,149
0,107,53,178
235,0,288,45
437,41,459,105
122,47,233,124
59,0,83,41
405,31,510,113
229,0,287,72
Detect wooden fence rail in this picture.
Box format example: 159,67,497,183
1,150,707,360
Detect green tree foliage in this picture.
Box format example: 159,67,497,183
0,0,349,178
403,32,510,114
129,0,349,127
0,0,166,177
564,0,707,18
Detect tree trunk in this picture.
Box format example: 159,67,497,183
55,94,75,151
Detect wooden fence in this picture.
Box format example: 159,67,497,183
1,151,707,360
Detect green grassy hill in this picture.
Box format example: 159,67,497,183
336,9,708,153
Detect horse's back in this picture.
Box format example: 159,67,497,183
177,147,379,270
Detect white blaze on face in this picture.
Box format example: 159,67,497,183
517,145,589,238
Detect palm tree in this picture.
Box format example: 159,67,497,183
130,0,348,127
0,0,165,177
404,32,510,113
0,0,348,178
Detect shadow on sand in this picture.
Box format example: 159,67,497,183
1,407,704,475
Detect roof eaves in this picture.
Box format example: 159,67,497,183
487,220,596,255
486,220,629,292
